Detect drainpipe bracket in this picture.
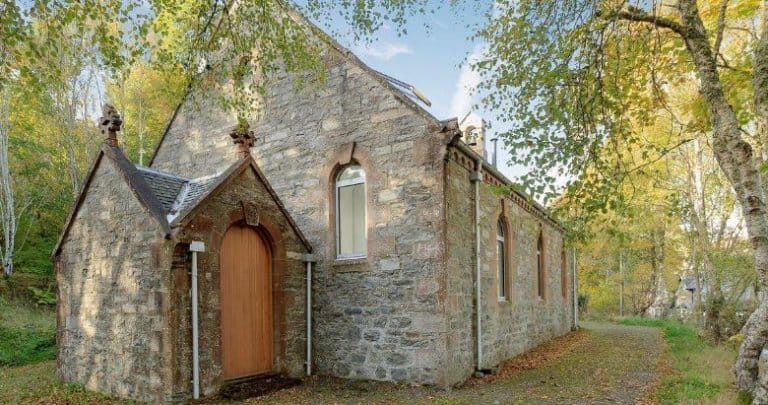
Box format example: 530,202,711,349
302,253,317,263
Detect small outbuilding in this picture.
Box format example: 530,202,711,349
54,106,313,401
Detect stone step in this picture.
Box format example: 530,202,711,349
218,374,301,401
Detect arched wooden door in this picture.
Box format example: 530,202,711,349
219,224,273,379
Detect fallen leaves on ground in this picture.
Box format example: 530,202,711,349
470,328,589,385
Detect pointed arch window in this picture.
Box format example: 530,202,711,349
497,219,508,300
561,246,568,299
537,231,545,299
336,165,367,259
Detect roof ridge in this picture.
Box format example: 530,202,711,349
166,181,192,223
189,171,223,183
136,165,190,181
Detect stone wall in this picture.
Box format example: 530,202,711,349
56,154,174,402
443,151,476,384
151,47,452,385
444,148,573,375
170,165,309,398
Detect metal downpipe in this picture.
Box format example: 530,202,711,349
471,158,483,371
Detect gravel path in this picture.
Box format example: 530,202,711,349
250,321,664,405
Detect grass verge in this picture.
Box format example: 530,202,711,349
0,298,126,403
0,298,56,366
0,360,125,404
619,318,744,404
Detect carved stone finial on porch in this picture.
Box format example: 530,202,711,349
230,119,255,158
100,104,122,147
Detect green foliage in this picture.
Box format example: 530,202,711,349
577,292,588,311
0,0,452,284
0,361,125,404
27,286,56,306
0,325,56,366
620,318,743,404
660,375,721,403
468,0,759,242
0,300,56,366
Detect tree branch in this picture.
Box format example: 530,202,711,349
627,137,696,175
713,0,729,57
611,7,686,36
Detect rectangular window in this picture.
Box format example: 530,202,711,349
337,182,366,258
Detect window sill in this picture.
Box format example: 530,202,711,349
497,297,509,303
331,257,369,272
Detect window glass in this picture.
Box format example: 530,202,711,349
337,166,365,183
497,219,507,299
336,166,366,258
537,232,545,299
561,248,568,299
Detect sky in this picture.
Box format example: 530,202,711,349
309,4,525,182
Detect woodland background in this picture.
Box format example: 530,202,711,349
0,0,766,401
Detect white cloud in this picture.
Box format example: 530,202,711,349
450,44,484,118
353,41,412,61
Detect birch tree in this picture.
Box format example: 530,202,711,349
470,0,768,400
0,87,16,278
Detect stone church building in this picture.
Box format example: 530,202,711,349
54,22,575,403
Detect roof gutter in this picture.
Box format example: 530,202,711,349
448,139,565,232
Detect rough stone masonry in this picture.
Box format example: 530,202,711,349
149,30,574,388
55,18,574,403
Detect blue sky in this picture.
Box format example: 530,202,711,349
309,4,525,182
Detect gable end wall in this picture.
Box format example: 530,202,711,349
151,47,451,384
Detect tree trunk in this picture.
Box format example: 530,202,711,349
747,2,768,401
0,86,16,278
673,0,768,398
755,0,768,156
642,227,665,316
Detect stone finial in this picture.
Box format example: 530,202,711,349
230,119,255,158
100,104,122,147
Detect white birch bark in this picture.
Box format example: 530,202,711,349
0,87,16,278
669,1,768,400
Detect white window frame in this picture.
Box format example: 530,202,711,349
335,166,367,260
497,219,507,301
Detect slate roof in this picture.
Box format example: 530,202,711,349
167,175,220,223
54,146,314,256
133,165,221,223
136,167,188,212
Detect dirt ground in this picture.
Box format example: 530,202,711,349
246,321,663,404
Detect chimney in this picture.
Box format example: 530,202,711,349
100,104,122,147
458,113,486,158
491,137,498,167
229,119,255,158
